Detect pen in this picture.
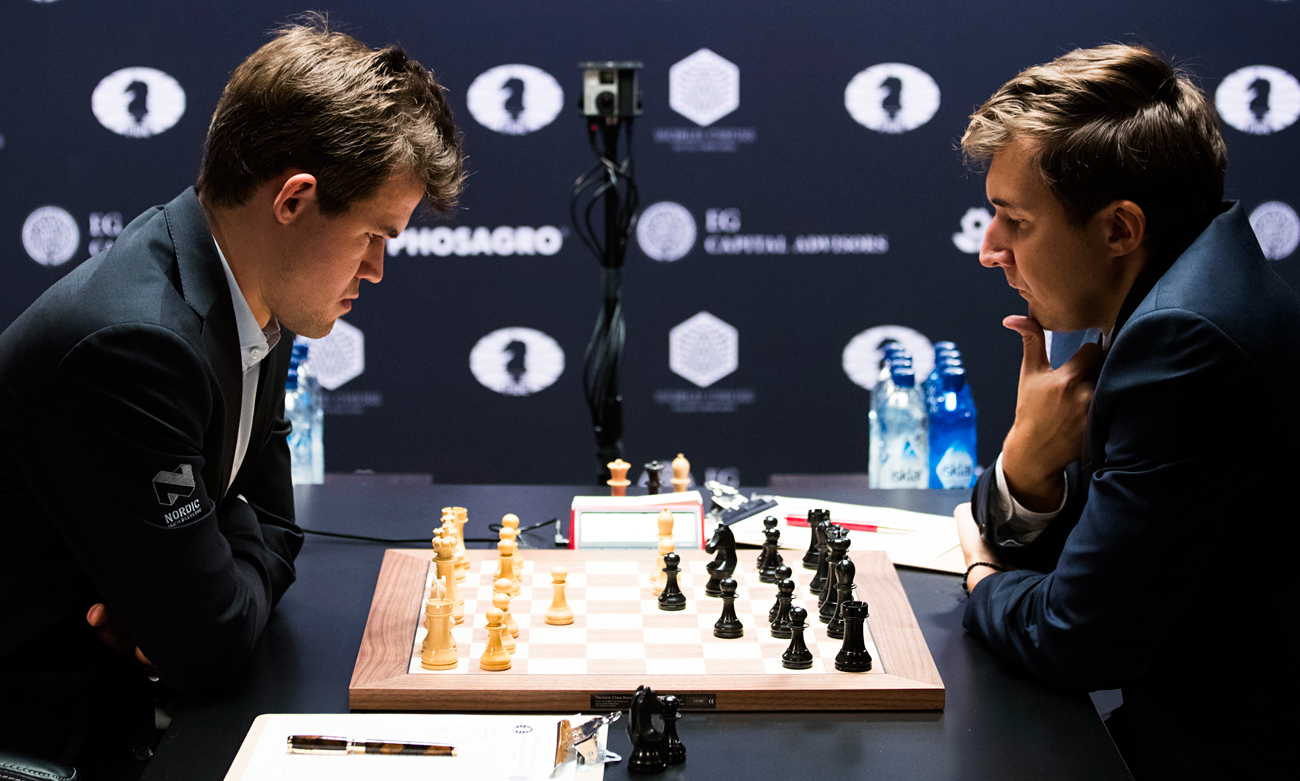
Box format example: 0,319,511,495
784,515,912,534
286,735,457,756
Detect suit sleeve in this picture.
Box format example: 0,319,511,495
23,323,298,692
963,310,1250,691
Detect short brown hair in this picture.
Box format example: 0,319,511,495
962,44,1227,259
197,16,464,216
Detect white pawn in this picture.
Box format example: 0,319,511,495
501,514,524,580
495,537,522,597
545,566,574,626
480,607,511,671
491,586,517,654
440,511,466,583
452,507,471,575
494,577,521,639
652,537,675,596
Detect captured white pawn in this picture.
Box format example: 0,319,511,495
491,584,517,654
652,537,675,596
545,565,575,626
480,607,512,671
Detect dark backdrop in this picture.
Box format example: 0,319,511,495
3,0,1297,485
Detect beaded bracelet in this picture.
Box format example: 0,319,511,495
962,561,1006,595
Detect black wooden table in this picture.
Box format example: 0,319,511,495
140,483,1131,780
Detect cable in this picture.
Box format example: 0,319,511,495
303,518,560,545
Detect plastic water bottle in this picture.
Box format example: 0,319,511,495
294,342,325,482
869,347,907,488
929,367,978,489
925,343,961,408
878,367,928,489
285,352,314,485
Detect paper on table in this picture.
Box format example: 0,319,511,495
224,713,608,781
727,496,963,574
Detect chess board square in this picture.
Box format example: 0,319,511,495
587,600,642,614
704,659,766,675
644,644,704,659
586,643,646,660
644,628,703,645
646,658,706,675
586,614,644,630
701,643,762,660
584,586,642,601
589,659,646,675
526,658,587,675
642,613,700,630
528,627,586,644
587,628,644,644
527,644,588,659
585,561,630,575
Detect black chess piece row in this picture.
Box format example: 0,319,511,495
626,686,686,774
801,508,831,569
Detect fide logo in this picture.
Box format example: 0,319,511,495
1216,65,1300,135
299,319,365,390
92,67,186,138
842,325,934,390
1250,201,1300,261
669,312,738,388
845,63,941,134
470,327,566,397
952,207,992,254
636,202,697,262
466,64,564,136
669,48,741,127
22,205,79,266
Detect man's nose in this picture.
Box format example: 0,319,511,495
979,224,1010,269
360,243,385,283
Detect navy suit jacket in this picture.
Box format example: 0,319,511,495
0,188,302,769
966,203,1300,778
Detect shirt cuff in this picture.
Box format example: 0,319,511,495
990,453,1067,545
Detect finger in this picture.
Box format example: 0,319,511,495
1002,315,1049,374
86,603,110,628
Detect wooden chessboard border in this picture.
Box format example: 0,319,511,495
349,549,945,712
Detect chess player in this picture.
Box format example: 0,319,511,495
954,45,1299,778
0,19,462,778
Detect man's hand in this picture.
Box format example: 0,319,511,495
86,603,154,669
1001,315,1102,512
956,503,1010,594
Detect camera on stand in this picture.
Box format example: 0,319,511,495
578,61,643,120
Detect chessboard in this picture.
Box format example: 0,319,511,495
350,549,944,711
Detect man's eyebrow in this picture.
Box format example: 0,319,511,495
989,197,1016,209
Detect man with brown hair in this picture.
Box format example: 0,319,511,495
0,19,462,778
955,45,1298,777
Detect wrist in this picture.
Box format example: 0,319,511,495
1001,443,1065,513
962,562,1006,596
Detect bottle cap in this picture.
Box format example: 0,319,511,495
933,341,957,354
940,366,966,390
892,367,916,387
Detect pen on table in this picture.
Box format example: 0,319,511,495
287,735,457,756
784,515,912,534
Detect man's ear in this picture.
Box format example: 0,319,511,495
272,173,319,226
1102,199,1146,258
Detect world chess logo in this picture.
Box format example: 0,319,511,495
669,48,740,127
1250,201,1300,261
841,325,934,390
1216,65,1300,135
636,202,697,262
152,464,196,506
466,64,564,136
844,63,941,134
951,207,992,254
670,312,738,388
22,205,79,266
470,327,566,396
299,319,365,390
92,67,186,138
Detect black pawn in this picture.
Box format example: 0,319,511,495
820,533,851,622
809,522,838,594
660,694,685,765
713,577,744,638
645,461,664,495
781,606,814,670
769,577,795,639
757,516,776,568
768,564,793,623
658,552,687,611
801,510,822,569
827,555,857,639
835,601,873,672
758,519,783,583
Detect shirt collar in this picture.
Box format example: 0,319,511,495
213,238,280,372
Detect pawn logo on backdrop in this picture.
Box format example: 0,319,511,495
1250,201,1300,261
1216,65,1300,135
467,65,564,135
845,63,941,134
92,67,186,138
952,207,992,254
636,202,697,262
22,205,79,266
470,327,566,396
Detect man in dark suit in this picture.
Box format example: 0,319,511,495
955,46,1300,777
0,21,463,778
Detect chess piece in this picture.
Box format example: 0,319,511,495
757,516,783,583
652,537,674,596
607,459,631,496
420,578,458,670
810,521,837,595
440,511,467,583
501,514,524,580
495,537,522,597
801,509,822,569
827,551,857,638
821,533,851,623
713,577,744,638
626,686,666,774
491,583,517,654
479,607,512,671
660,694,685,765
769,564,793,624
835,600,873,672
494,578,521,638
433,530,464,624
781,606,815,670
704,522,737,598
446,507,471,577
644,461,664,495
545,566,574,625
671,453,691,492
769,576,796,639
657,507,674,544
657,552,687,611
